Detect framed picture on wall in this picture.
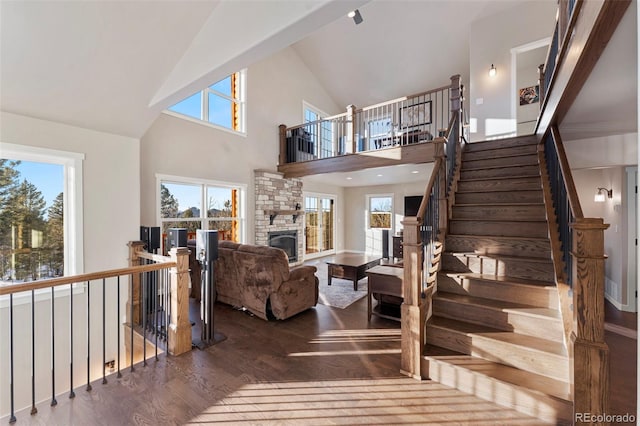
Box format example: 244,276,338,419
399,101,432,128
519,85,540,105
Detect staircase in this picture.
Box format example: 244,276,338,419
422,135,573,424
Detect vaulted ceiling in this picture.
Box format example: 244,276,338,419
1,0,636,149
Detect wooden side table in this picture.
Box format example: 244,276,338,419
366,265,404,321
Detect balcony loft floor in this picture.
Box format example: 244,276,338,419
278,140,437,179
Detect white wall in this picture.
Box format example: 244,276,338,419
343,180,431,254
140,46,341,243
0,111,140,417
566,132,639,310
469,1,557,141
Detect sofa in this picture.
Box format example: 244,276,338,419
213,241,319,320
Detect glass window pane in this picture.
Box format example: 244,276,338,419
209,75,232,97
206,186,234,218
1,159,65,281
168,92,202,119
369,196,392,229
206,220,237,242
208,94,233,129
160,183,201,219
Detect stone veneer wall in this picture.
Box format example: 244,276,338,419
254,170,304,265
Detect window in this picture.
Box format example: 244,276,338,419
157,175,245,252
368,195,393,229
303,102,333,157
1,143,84,283
167,71,246,133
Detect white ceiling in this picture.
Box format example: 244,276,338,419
304,162,434,187
1,0,636,182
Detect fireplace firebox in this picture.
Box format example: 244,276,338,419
268,230,298,263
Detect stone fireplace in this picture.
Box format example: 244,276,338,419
254,170,304,265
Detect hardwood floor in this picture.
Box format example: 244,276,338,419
7,298,553,425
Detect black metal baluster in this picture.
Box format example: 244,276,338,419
51,287,57,406
117,276,122,379
102,278,107,385
142,268,147,366
130,274,134,372
9,293,16,423
87,281,92,392
154,270,159,360
69,283,75,399
31,289,37,415
166,269,171,350
86,281,92,392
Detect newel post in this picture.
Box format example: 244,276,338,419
168,247,192,356
279,124,287,166
571,218,610,424
127,241,145,325
433,138,447,236
538,64,546,108
347,104,357,154
400,216,424,379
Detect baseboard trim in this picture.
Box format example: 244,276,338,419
604,322,637,340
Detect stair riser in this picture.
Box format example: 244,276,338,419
449,220,549,238
438,274,559,309
463,145,538,161
445,235,551,259
452,205,546,221
421,357,572,424
463,154,538,169
464,137,538,153
455,191,542,204
457,177,542,193
443,254,555,282
426,325,570,381
433,298,564,342
460,165,540,180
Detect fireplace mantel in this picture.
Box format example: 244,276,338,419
266,209,305,225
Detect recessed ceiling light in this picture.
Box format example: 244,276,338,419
411,170,419,174
347,9,363,25
346,177,352,180
377,174,383,177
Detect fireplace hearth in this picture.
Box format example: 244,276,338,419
268,230,298,263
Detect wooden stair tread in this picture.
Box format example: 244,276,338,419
429,317,567,357
422,348,571,401
458,175,541,182
443,272,555,288
436,292,561,320
453,203,545,207
444,252,552,264
446,234,549,242
461,163,540,172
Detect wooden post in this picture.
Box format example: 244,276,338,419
127,241,145,325
433,139,447,237
168,247,192,356
571,218,610,425
347,105,357,154
279,124,287,165
538,64,546,108
450,74,461,117
400,216,424,379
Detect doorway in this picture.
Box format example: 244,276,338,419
304,194,335,259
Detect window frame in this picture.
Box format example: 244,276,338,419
164,70,247,136
156,174,247,244
367,194,394,230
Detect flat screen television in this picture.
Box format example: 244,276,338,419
404,195,423,217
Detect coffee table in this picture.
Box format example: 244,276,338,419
326,254,381,291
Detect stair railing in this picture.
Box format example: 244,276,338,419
400,75,464,379
0,246,190,422
538,124,610,419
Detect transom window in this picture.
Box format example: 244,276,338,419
167,71,246,133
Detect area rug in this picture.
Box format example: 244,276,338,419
308,259,368,309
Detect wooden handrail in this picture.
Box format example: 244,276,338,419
138,251,175,264
549,125,584,219
417,156,444,219
0,262,176,296
285,112,350,131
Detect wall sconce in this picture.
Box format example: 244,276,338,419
594,187,612,202
348,9,363,25
489,64,497,77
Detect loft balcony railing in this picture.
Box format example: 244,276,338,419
279,76,462,166
0,244,191,423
